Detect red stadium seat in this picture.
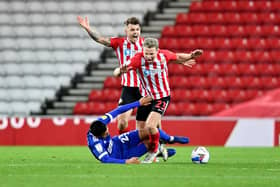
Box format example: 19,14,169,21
207,13,224,24
220,1,238,12
175,26,194,37
244,25,263,37
267,38,280,50
169,76,190,89
195,103,214,116
240,13,259,24
236,1,257,12
196,37,213,49
176,13,190,24
261,64,279,76
253,51,272,63
165,103,183,116
102,89,121,102
192,25,210,36
216,51,236,64
189,2,203,12
235,51,254,63
262,25,280,37
158,38,178,50
211,89,229,102
207,76,226,89
209,25,227,37
73,102,89,115
238,64,258,76
103,77,121,89
220,64,240,76
212,103,230,114
261,77,279,89
271,51,280,63
88,90,103,101
224,13,241,24
179,102,194,116
248,38,267,50
259,13,280,24
227,25,245,37
189,76,207,88
191,89,208,101
161,26,175,37
178,38,196,50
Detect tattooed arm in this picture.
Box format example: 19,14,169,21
77,16,111,47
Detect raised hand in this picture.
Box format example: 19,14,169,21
77,16,90,31
182,59,196,68
126,157,140,164
139,96,153,106
191,49,203,59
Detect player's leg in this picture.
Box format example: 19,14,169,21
159,128,189,144
135,103,152,130
117,86,140,134
118,129,155,159
117,110,133,134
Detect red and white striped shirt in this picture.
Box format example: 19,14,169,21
128,49,177,100
110,37,144,87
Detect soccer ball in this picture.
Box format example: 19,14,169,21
191,146,210,164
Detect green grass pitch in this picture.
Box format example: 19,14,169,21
0,146,279,187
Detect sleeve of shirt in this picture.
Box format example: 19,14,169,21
96,101,141,125
127,52,142,70
110,37,121,49
160,49,178,62
87,132,126,164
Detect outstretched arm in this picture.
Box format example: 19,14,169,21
174,49,203,64
97,96,152,125
77,16,111,47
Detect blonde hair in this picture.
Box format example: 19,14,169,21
144,38,159,49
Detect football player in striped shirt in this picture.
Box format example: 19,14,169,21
117,38,202,162
78,16,150,134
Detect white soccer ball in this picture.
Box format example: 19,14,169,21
191,146,210,164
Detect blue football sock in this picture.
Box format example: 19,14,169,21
158,128,171,142
172,136,189,144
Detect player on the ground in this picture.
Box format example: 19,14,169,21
78,16,148,134
117,38,202,162
87,96,189,164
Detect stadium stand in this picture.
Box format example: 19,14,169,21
0,0,161,115
72,0,280,116
1,0,279,116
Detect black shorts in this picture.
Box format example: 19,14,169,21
136,96,170,121
118,86,142,106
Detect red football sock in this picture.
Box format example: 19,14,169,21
118,126,130,135
149,132,160,153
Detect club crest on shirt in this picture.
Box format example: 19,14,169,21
124,49,131,56
101,115,107,120
143,69,150,77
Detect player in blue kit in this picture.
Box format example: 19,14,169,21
87,96,189,164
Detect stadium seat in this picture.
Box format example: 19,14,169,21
103,77,121,89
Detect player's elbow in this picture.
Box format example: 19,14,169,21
100,156,112,164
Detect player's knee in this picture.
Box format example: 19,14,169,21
117,118,128,130
147,126,158,134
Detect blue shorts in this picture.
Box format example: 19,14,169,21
111,130,147,159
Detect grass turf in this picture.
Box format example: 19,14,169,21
0,146,279,187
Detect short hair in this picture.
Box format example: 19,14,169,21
89,120,107,137
124,17,141,26
144,38,159,49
